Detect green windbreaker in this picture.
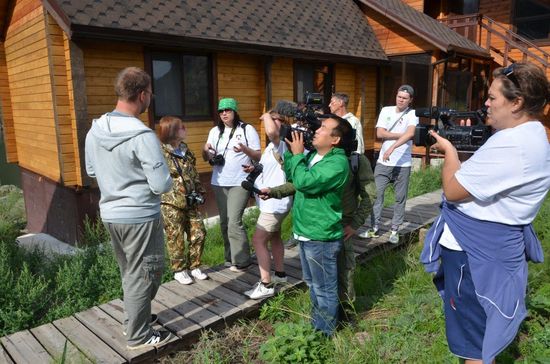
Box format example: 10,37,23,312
284,147,349,241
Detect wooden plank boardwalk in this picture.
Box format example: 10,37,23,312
0,190,442,364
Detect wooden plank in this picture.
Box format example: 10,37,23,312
0,344,14,363
162,280,240,319
30,323,92,364
150,300,202,341
154,286,224,330
188,274,257,310
75,306,159,363
0,330,52,364
53,316,126,364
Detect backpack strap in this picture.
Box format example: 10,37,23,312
350,152,360,190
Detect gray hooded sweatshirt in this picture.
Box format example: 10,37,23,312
85,111,172,223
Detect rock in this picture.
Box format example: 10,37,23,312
16,233,81,257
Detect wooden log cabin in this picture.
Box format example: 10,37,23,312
0,0,534,244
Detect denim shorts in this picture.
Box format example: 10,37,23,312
440,246,486,360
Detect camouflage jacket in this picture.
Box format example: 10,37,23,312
161,142,206,210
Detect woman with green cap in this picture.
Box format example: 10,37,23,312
203,98,261,271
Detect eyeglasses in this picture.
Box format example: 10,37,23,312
501,64,521,90
218,108,233,114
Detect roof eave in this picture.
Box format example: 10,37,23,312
359,0,490,59
42,0,72,38
69,24,389,64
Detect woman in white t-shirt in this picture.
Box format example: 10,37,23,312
243,109,293,300
202,98,261,271
425,63,550,364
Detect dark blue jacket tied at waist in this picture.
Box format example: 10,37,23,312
420,200,544,364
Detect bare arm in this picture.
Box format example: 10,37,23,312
382,125,415,162
376,127,403,140
261,112,281,145
429,130,471,202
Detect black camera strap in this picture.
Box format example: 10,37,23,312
214,125,237,159
169,149,196,193
387,107,411,133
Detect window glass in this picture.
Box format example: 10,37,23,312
514,0,550,40
152,54,183,117
294,62,333,109
183,55,210,116
151,52,212,120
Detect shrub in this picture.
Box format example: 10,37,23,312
260,322,333,364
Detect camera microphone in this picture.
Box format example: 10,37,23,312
273,100,298,117
241,180,264,195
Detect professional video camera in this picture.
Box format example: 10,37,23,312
413,106,491,152
279,92,324,150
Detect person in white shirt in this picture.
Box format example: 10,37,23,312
329,92,364,154
243,107,293,300
202,98,261,272
358,85,418,244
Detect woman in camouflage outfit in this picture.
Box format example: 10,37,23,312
158,116,208,285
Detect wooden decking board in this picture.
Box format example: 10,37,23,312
0,344,14,364
162,280,240,319
30,323,93,364
0,330,52,364
75,306,161,364
52,316,126,364
154,286,223,330
2,191,442,363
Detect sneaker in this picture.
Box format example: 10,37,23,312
174,270,193,285
229,264,250,273
246,282,274,300
271,274,288,284
127,329,172,350
224,261,232,267
358,228,379,238
191,268,208,280
123,314,158,336
388,230,399,244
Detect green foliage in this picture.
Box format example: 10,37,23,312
80,215,110,247
260,322,333,364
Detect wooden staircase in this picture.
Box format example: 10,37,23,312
440,14,550,71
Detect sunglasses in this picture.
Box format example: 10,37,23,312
501,64,521,90
218,108,234,113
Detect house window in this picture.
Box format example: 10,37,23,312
150,52,213,120
514,0,550,41
294,62,334,110
379,54,431,111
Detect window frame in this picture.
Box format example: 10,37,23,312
512,0,550,44
293,60,335,111
145,49,216,124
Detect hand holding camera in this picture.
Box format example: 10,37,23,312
285,130,305,155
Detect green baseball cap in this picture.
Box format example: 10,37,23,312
218,98,238,112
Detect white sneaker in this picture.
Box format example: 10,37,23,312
271,274,288,284
358,228,379,238
246,282,274,300
174,270,193,285
388,230,399,244
127,329,172,350
191,268,208,280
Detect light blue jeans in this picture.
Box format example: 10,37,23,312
299,239,342,336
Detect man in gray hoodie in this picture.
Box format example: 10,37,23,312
85,67,173,349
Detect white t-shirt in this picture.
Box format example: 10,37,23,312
255,142,292,214
342,112,364,153
376,106,419,167
440,121,550,251
206,123,261,186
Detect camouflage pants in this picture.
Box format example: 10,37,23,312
161,204,206,272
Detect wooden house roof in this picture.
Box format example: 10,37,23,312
42,0,389,64
359,0,491,58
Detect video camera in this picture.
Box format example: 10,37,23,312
241,160,264,195
279,92,324,150
413,106,491,152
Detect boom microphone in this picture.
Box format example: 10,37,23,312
241,180,264,195
273,100,298,117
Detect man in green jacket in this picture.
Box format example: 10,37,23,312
281,114,352,336
269,141,376,323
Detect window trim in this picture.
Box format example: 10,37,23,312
145,48,216,125
293,60,334,110
512,0,550,43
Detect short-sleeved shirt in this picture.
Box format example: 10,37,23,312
255,141,292,214
376,106,419,167
206,123,261,186
440,121,550,250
